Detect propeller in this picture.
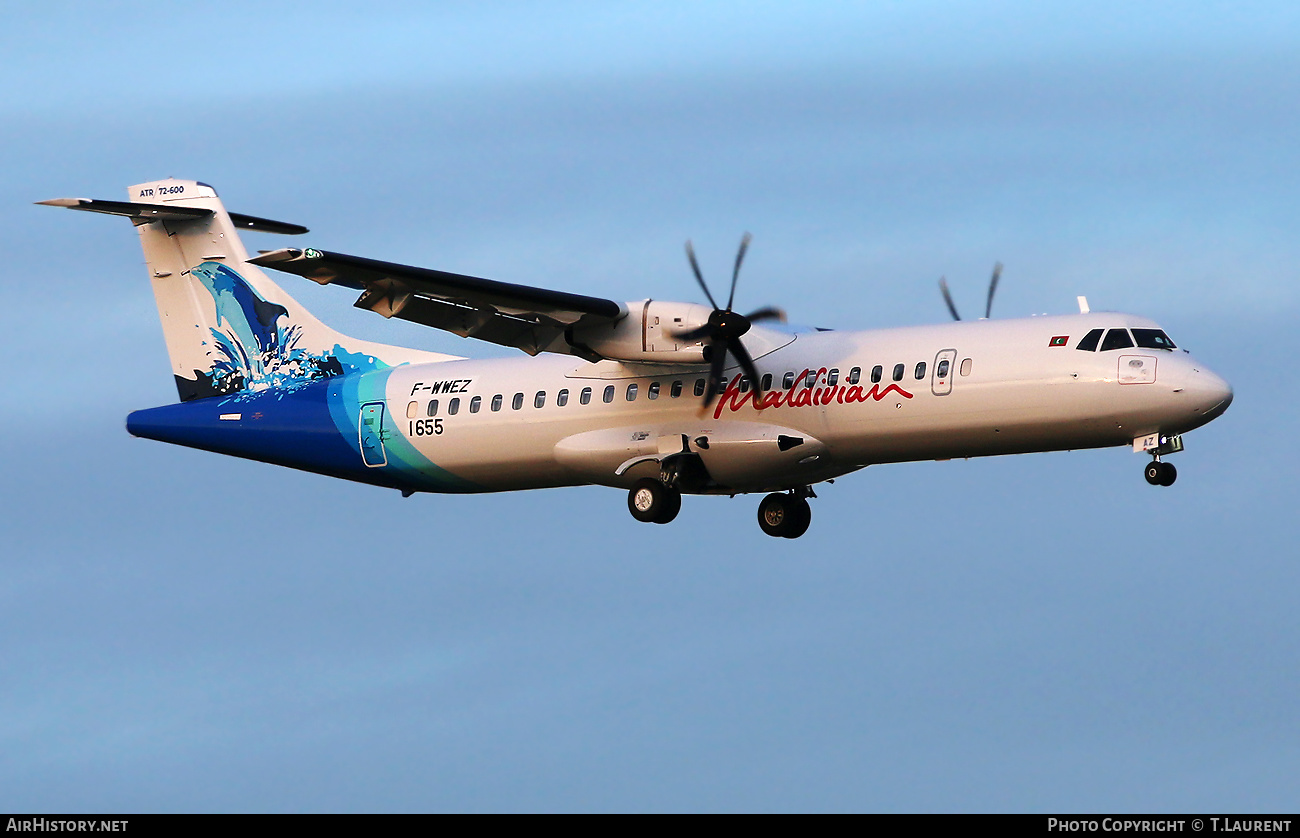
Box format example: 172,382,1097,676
938,262,1003,321
671,233,785,406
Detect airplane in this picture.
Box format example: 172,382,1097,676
39,179,1233,538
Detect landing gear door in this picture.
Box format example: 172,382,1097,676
358,402,388,467
932,348,958,396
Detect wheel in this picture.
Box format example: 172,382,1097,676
757,493,812,538
1159,462,1177,487
628,478,679,524
1144,462,1163,485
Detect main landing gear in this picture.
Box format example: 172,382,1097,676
757,491,812,539
1144,459,1177,487
625,480,816,538
628,478,682,524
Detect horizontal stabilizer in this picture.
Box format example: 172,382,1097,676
38,198,307,234
37,198,211,223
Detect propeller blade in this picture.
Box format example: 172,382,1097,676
939,276,962,321
730,337,764,404
725,232,752,311
702,343,729,407
984,262,1002,319
667,324,713,343
745,306,787,323
685,240,720,311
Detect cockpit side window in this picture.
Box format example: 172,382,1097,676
1100,329,1134,351
1132,328,1177,350
1076,328,1103,352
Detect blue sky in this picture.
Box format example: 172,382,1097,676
2,2,1296,812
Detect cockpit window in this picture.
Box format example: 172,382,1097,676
1100,329,1134,351
1132,328,1177,350
1076,328,1103,352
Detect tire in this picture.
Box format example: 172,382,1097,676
782,496,812,539
654,488,682,524
629,478,671,523
1144,462,1163,485
1159,462,1177,487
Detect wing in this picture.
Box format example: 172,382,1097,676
250,248,625,359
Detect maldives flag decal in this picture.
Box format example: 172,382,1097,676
1049,335,1069,347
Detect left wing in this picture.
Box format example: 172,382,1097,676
250,248,625,359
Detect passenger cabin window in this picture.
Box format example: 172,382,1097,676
1100,329,1135,351
828,369,839,386
960,358,972,376
470,396,482,413
892,363,905,382
1133,329,1177,350
1077,328,1103,352
557,389,569,407
849,367,861,385
448,398,460,415
491,394,503,412
427,400,439,416
580,387,592,405
534,391,546,408
626,383,638,401
603,385,616,403
739,377,750,393
512,393,524,410
694,379,706,397
804,370,818,387
670,380,683,398
648,381,660,400
871,365,883,384
761,373,773,391
407,401,419,419
783,371,795,389
914,361,926,380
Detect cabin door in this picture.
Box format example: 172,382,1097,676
931,349,958,396
358,402,389,467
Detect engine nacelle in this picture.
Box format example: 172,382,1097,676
570,300,713,364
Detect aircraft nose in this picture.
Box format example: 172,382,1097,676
1184,364,1233,421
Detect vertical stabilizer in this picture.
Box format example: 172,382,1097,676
48,179,458,401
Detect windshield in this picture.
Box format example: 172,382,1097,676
1132,328,1177,350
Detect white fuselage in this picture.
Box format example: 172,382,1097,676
378,312,1233,494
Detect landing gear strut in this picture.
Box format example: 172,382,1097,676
1144,459,1177,487
757,490,812,539
628,478,682,524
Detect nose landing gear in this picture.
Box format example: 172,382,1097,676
757,489,813,539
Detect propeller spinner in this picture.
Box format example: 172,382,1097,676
671,233,785,406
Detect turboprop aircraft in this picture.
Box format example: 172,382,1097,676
40,179,1233,538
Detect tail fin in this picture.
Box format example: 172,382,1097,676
41,179,456,401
